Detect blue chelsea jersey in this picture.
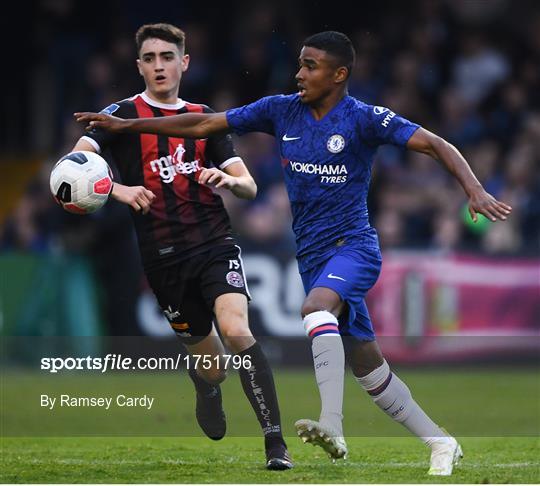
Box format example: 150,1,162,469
226,95,420,273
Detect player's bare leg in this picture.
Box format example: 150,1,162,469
214,293,293,470
185,325,228,383
347,340,463,476
295,287,348,461
184,326,228,440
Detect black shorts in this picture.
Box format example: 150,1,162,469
146,244,251,344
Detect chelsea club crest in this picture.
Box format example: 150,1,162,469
327,134,345,153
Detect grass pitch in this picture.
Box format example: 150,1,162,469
1,367,539,483
2,436,539,483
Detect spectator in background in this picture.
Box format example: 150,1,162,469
465,140,505,196
438,88,486,147
1,181,53,253
432,212,464,251
374,209,405,249
488,80,529,145
176,24,213,101
451,32,510,106
349,31,383,104
381,51,431,124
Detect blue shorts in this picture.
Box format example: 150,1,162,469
300,245,382,341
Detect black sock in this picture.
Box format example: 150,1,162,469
237,342,285,448
187,362,216,397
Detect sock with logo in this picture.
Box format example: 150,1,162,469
355,360,451,447
237,342,286,448
304,310,345,437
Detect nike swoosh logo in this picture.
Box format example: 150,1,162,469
383,398,397,411
327,273,346,281
313,350,329,360
282,134,301,141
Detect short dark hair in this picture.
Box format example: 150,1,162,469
303,31,355,77
135,23,185,54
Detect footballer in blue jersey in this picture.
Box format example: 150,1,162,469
76,30,511,476
227,94,418,343
227,94,418,275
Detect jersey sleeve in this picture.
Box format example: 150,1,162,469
360,104,420,147
226,96,279,136
80,102,124,153
202,106,242,169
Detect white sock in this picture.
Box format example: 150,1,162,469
356,360,451,448
304,310,344,437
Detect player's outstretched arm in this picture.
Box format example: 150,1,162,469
74,111,230,139
407,127,512,222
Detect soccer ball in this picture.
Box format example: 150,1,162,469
50,151,113,214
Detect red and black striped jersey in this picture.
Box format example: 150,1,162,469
82,92,241,272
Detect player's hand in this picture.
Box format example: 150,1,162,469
468,188,512,223
111,183,156,214
74,112,127,133
198,168,236,191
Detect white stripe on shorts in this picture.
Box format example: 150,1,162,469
234,244,252,300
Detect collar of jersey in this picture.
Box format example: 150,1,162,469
304,94,350,124
140,91,186,110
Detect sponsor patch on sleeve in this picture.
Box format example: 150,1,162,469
100,104,120,115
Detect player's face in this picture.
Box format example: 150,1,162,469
295,46,345,104
137,38,189,100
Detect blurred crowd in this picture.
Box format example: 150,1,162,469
2,0,539,260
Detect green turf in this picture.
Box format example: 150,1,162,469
1,368,539,483
1,436,538,483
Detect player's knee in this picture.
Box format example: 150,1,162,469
220,324,254,354
302,300,340,320
301,287,342,318
301,295,340,318
197,367,227,385
216,305,248,330
217,305,251,345
301,300,325,317
214,300,254,353
219,318,251,338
